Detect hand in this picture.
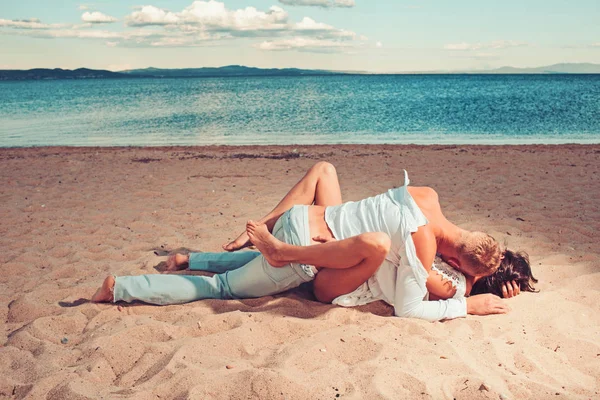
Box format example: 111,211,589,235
312,235,336,244
501,280,521,298
467,294,511,316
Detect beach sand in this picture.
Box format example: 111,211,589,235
0,144,599,399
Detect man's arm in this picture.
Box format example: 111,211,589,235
411,225,436,273
395,225,466,321
467,294,511,315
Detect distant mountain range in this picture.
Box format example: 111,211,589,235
466,63,600,74
121,65,338,77
1,63,599,81
0,68,129,81
0,65,340,81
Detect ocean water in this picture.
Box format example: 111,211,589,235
1,74,599,147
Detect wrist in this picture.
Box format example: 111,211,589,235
466,297,474,314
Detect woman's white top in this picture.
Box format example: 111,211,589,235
325,170,468,321
430,257,467,299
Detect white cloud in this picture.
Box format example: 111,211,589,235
127,1,290,32
375,41,382,48
292,17,356,41
126,5,180,26
0,18,92,31
0,18,66,30
591,42,600,47
149,31,216,46
180,3,288,31
1,1,363,50
257,37,352,52
279,0,355,8
81,11,117,24
121,1,359,45
294,17,332,31
79,5,90,11
444,40,528,51
10,28,157,41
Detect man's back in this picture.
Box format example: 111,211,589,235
407,186,449,230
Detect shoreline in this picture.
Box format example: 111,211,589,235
2,142,600,151
3,138,600,149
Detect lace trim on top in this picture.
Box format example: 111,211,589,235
431,257,467,299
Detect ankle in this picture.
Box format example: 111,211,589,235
173,253,188,265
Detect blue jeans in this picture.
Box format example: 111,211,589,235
113,206,315,305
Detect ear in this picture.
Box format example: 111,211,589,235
446,257,461,270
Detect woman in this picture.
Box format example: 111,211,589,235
93,162,526,320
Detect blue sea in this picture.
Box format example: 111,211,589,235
1,74,599,147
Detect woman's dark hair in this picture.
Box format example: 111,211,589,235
470,250,538,297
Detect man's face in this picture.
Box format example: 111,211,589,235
449,256,484,278
440,255,464,273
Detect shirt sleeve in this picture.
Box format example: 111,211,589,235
393,262,467,321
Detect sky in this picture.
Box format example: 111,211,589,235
0,0,599,72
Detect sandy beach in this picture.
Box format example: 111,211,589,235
0,144,599,399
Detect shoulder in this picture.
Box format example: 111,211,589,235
408,186,439,207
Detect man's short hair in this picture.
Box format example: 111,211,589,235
459,232,503,276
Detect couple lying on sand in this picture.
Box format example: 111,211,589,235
93,162,537,321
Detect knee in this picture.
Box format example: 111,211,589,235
358,232,391,258
313,279,336,304
314,291,334,304
312,161,337,177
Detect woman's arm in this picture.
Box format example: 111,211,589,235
426,269,457,300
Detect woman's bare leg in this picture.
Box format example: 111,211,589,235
223,161,342,251
246,222,390,302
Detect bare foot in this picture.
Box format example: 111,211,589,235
222,232,251,252
246,220,289,267
91,276,116,303
165,253,189,272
